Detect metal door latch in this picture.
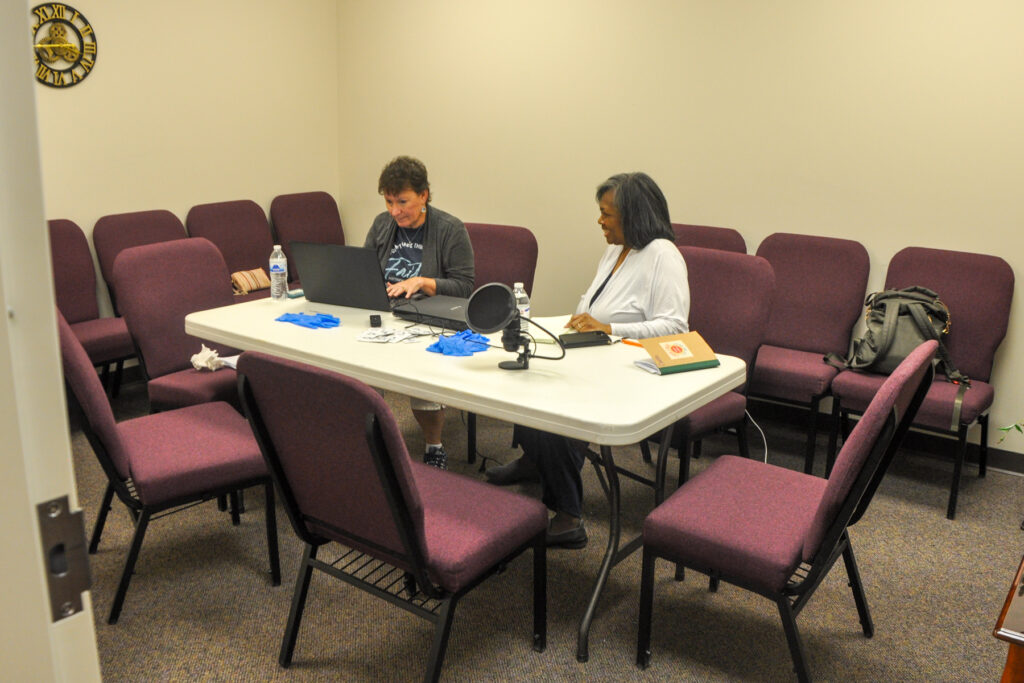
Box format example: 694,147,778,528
36,495,91,621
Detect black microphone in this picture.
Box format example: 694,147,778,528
501,316,523,352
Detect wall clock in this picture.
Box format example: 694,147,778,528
31,3,97,88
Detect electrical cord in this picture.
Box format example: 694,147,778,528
745,409,769,463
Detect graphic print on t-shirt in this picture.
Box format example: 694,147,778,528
385,227,424,283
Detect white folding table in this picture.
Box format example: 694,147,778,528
186,297,746,660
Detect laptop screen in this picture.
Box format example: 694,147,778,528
289,242,392,311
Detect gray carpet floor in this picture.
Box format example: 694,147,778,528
72,379,1024,681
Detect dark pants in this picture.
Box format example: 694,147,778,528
514,425,586,518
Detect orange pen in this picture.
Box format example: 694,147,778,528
621,338,643,347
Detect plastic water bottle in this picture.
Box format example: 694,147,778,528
513,282,530,330
269,245,288,301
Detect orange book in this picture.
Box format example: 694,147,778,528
634,331,720,375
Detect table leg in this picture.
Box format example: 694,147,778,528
577,444,621,662
575,424,676,662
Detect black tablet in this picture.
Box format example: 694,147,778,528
558,331,612,348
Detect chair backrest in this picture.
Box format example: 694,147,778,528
804,340,936,564
464,223,539,296
93,209,187,311
56,312,130,480
755,232,870,355
884,246,1014,382
49,219,99,323
185,199,275,275
672,223,746,253
112,238,237,378
680,246,775,389
269,191,345,282
237,351,426,575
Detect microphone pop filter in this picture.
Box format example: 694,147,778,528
466,283,518,334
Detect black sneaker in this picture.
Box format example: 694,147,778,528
423,446,448,470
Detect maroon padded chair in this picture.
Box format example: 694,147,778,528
92,209,187,313
829,246,1014,519
48,219,135,396
269,191,345,283
57,312,279,624
748,233,870,474
671,223,746,253
637,341,936,683
113,238,241,411
465,222,539,295
644,247,774,487
186,199,276,302
237,351,547,681
463,222,540,464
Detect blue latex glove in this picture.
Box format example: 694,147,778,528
275,313,340,329
426,330,490,356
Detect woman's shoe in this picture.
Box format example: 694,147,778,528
545,519,588,549
485,456,540,485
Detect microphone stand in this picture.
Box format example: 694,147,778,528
499,316,531,370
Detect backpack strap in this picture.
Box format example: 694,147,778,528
905,300,970,430
870,295,902,363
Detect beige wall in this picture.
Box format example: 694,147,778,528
36,0,340,240
32,2,1024,455
337,0,1024,456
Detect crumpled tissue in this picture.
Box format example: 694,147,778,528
276,312,340,329
426,330,490,356
191,344,226,371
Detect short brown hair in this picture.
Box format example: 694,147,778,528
378,156,430,201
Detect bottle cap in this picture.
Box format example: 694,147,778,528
514,282,524,288
273,244,281,249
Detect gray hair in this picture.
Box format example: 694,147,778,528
596,172,673,249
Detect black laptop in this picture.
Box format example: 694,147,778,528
289,242,392,311
392,295,469,331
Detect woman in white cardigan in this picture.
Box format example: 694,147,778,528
488,173,690,549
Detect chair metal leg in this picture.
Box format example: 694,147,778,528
979,414,988,478
265,483,280,585
424,597,459,683
736,414,750,460
677,440,693,488
804,396,821,474
947,426,968,520
672,431,689,583
229,491,241,526
826,398,842,475
841,538,874,637
708,575,720,592
636,548,656,669
111,359,125,399
777,596,811,683
467,412,477,465
108,508,151,624
217,494,227,511
280,543,317,667
89,482,116,553
827,409,852,477
533,536,547,652
99,362,112,395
